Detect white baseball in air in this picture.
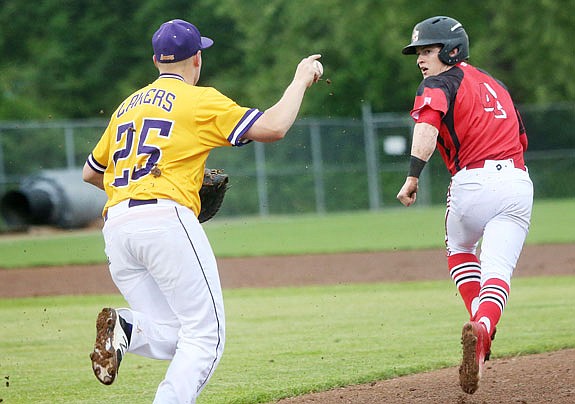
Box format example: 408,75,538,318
313,60,323,78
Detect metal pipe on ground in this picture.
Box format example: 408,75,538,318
0,169,106,229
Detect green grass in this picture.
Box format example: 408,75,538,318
0,276,573,403
1,199,573,402
0,198,573,268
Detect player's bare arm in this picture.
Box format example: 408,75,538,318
411,122,439,161
244,55,322,143
397,122,438,206
82,163,104,190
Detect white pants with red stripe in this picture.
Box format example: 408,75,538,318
445,159,534,284
102,199,225,404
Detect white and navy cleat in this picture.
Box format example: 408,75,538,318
90,308,130,385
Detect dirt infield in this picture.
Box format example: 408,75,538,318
1,243,574,403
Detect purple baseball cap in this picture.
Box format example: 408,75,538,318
152,19,213,63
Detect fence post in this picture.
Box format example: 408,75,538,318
65,126,75,168
310,120,326,214
254,141,269,216
362,103,381,210
0,131,4,194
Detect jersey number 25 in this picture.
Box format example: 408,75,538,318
111,119,173,187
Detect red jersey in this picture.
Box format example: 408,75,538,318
410,62,527,175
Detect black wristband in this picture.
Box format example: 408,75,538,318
408,155,427,178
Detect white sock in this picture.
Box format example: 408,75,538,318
478,316,491,334
471,297,480,318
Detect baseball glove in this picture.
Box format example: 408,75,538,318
198,168,229,223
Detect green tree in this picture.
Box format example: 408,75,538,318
475,0,575,103
190,0,575,115
0,0,235,119
0,0,573,120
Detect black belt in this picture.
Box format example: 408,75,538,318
128,199,158,207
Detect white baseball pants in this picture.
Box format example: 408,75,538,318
445,159,534,284
102,199,225,404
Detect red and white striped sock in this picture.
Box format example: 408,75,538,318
474,278,510,336
448,253,481,318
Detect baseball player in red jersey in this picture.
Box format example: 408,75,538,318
82,19,323,403
396,16,533,394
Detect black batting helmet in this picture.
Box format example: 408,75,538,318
402,16,469,65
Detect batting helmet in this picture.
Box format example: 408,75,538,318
402,16,469,65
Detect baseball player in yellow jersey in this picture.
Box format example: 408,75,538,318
82,19,323,403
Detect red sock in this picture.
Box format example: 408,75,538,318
448,253,481,318
474,278,510,336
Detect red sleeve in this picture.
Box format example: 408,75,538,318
410,85,449,122
415,106,442,130
515,107,528,151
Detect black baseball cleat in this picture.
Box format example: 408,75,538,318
90,308,131,385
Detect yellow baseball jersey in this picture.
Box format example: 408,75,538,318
87,73,262,217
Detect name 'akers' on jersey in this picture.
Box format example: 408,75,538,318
87,74,262,217
410,62,528,175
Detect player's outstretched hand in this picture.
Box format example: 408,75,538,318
294,54,323,88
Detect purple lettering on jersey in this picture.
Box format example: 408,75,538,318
143,88,156,105
132,119,173,180
112,123,136,187
116,101,127,118
127,93,141,111
162,93,175,112
152,90,166,109
116,89,176,118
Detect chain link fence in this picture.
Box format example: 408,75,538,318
0,103,573,227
